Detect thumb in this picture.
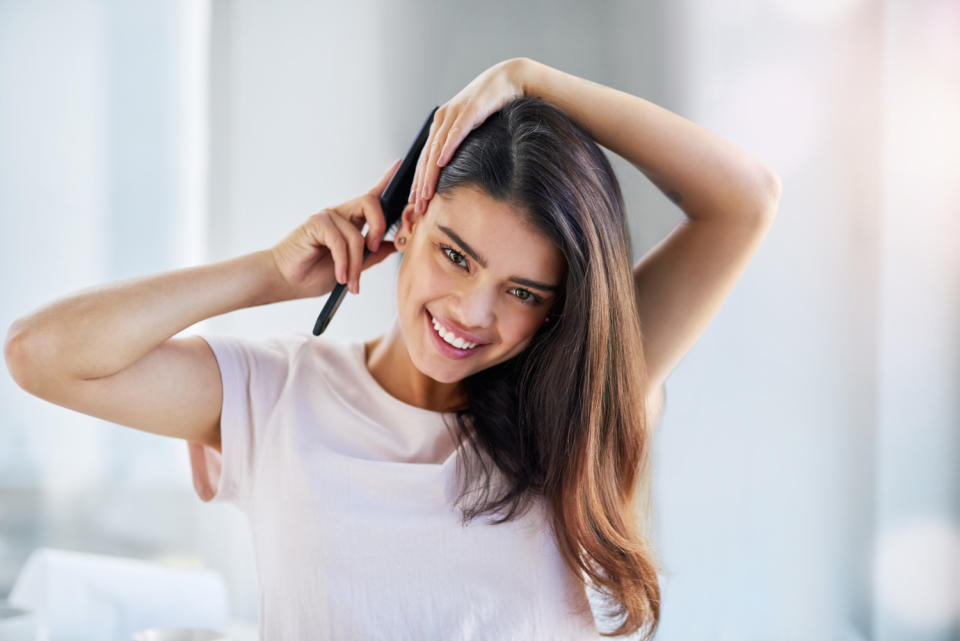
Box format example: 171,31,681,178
373,158,403,197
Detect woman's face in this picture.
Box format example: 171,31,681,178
396,184,566,383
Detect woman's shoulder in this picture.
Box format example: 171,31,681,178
195,330,352,380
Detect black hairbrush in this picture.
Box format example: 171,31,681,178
312,106,439,335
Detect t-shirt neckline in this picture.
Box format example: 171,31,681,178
347,339,458,423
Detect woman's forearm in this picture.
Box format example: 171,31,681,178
518,57,780,222
6,249,296,381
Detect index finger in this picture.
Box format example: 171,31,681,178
410,114,441,211
420,108,462,206
419,116,450,206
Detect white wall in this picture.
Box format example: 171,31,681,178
202,0,395,343
0,0,260,629
654,0,884,638
875,0,960,638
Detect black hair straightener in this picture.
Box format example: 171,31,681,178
312,106,439,336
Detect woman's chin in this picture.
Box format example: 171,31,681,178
415,352,467,384
404,336,463,384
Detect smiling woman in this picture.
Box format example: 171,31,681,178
3,91,662,640
362,95,663,639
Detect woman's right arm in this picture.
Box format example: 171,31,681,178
3,250,298,452
6,249,293,383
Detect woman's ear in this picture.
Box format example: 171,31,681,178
398,201,426,240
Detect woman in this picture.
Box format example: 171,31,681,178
5,57,780,639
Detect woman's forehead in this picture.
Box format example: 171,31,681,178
434,186,541,240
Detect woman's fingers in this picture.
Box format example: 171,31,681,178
420,107,459,204
312,211,348,285
437,118,463,167
429,110,469,194
409,145,424,208
408,121,428,207
271,159,404,299
408,59,528,214
419,121,445,202
327,210,366,294
341,159,399,255
411,109,443,212
330,159,405,293
414,102,479,212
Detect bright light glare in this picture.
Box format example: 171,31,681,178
771,0,866,25
873,517,960,627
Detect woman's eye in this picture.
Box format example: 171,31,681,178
441,244,542,306
441,246,468,269
511,288,542,306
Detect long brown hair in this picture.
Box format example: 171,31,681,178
433,96,662,638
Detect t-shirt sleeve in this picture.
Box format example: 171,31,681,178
186,331,307,507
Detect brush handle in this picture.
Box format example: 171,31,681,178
312,106,439,336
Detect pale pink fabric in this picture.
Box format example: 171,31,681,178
186,330,602,640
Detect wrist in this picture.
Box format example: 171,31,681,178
252,249,300,306
514,57,549,98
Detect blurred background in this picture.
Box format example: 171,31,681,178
1,0,957,639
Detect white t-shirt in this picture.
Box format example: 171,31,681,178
187,331,604,640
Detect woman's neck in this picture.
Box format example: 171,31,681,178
363,321,467,413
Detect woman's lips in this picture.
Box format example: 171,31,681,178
428,310,489,345
425,309,490,359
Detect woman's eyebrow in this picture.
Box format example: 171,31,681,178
436,224,561,293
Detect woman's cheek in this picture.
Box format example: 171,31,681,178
424,256,456,294
400,248,447,296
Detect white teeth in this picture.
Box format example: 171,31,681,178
431,315,478,349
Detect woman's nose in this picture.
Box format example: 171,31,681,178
456,286,497,329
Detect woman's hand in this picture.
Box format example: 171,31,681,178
270,159,401,299
408,57,531,214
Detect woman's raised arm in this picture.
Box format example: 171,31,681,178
519,57,780,221
521,57,782,391
5,250,287,384
2,250,288,451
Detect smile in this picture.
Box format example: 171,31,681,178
432,315,480,349
425,310,490,359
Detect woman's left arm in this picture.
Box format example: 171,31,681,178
520,57,781,221
521,57,782,394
